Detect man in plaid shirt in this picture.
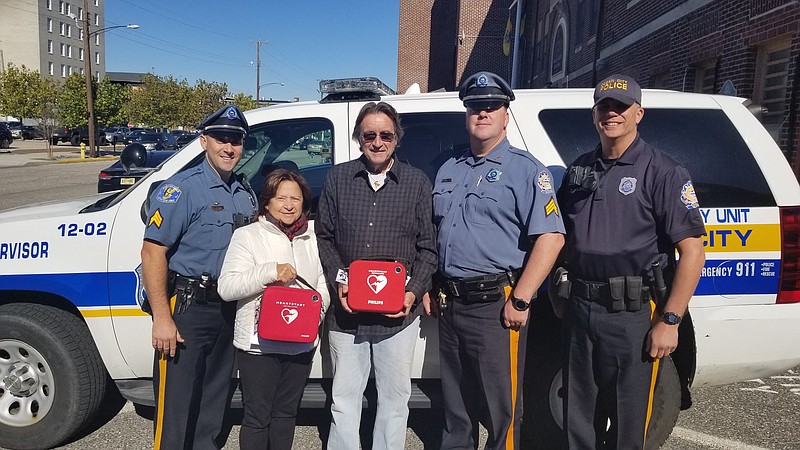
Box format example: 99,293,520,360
316,101,437,450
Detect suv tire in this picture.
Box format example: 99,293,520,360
0,303,108,450
70,135,81,146
0,137,10,149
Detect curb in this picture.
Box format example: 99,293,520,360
57,156,118,164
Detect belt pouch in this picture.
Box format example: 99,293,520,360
556,268,572,301
625,276,643,311
608,276,626,312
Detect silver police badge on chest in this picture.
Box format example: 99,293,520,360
486,168,501,182
619,177,637,195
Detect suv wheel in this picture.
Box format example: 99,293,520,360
0,303,108,450
70,135,81,146
0,137,10,149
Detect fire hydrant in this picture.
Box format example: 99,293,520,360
80,142,86,159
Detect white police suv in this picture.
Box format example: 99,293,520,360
1,78,799,449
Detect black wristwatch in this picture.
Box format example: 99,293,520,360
661,311,682,325
511,296,531,312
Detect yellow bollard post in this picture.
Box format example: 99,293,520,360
80,142,86,159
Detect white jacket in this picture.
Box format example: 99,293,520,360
218,216,330,355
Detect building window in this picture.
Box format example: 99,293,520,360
59,22,65,36
48,40,53,54
551,18,567,80
95,0,98,6
79,28,83,41
59,1,64,14
694,59,717,94
78,7,82,20
67,24,71,38
61,64,66,77
47,18,52,32
95,52,100,65
95,34,99,46
94,13,99,26
652,71,670,88
66,3,71,16
79,48,84,61
755,38,791,142
67,45,72,58
68,66,73,76
47,0,52,10
60,43,66,56
49,62,54,75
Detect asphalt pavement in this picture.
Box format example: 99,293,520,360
0,138,121,168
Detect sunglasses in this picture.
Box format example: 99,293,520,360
361,131,395,143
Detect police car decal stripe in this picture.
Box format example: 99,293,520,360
695,259,779,296
702,224,779,252
0,271,140,308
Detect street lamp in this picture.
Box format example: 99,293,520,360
81,0,138,157
257,82,284,106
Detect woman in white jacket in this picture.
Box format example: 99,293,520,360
218,168,330,450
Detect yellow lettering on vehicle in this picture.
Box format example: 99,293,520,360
701,224,779,251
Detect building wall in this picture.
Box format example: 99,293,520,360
401,0,800,166
398,0,514,93
0,0,105,82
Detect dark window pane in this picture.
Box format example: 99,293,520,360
396,112,470,183
539,108,775,207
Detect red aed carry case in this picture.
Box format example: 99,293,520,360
258,276,322,343
347,260,406,313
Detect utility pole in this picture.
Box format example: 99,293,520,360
83,0,96,157
254,40,267,105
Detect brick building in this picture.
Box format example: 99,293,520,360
398,0,800,167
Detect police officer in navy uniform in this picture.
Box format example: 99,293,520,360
141,105,257,450
556,75,706,449
426,72,565,450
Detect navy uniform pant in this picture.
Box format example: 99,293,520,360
563,294,660,450
439,295,527,450
153,300,236,450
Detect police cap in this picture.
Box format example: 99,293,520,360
594,74,642,107
196,105,249,139
459,71,515,109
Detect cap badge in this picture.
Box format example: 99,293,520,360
486,168,501,182
224,106,239,120
476,74,489,87
619,177,637,195
537,171,553,193
681,181,699,209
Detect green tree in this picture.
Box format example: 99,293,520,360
230,92,258,111
188,80,227,127
58,73,89,128
95,77,131,127
0,64,61,158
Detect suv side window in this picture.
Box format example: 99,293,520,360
539,108,775,207
235,118,334,214
396,112,470,183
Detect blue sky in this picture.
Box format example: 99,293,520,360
104,0,400,102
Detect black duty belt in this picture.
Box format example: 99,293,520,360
438,269,521,304
571,276,650,312
171,272,222,304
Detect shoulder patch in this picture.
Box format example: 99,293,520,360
157,184,182,203
681,181,699,209
537,171,553,193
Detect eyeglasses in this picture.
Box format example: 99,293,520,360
361,131,395,143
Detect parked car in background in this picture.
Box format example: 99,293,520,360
122,128,155,145
51,125,108,146
97,149,176,192
175,133,197,148
7,122,23,140
128,132,177,150
0,123,13,149
104,127,130,145
306,139,331,162
20,126,44,140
